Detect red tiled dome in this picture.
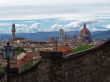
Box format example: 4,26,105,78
80,23,91,38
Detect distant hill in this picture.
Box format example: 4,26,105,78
0,30,109,41
17,31,79,41
92,30,110,40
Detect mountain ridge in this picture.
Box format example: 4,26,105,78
0,30,109,41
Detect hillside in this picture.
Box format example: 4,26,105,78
0,30,109,41
92,30,110,40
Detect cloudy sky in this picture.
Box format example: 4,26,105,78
0,0,110,33
0,0,110,20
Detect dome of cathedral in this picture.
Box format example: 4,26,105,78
79,23,92,43
79,23,91,38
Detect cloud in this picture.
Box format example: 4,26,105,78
65,22,81,31
0,0,109,20
66,22,80,28
0,23,11,27
0,18,109,33
16,23,40,33
105,24,110,29
16,24,28,27
0,0,110,6
26,23,40,33
48,24,63,31
45,19,98,32
0,22,45,33
65,19,98,31
79,19,98,24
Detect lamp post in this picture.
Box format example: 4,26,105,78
2,42,14,82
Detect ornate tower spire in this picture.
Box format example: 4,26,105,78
12,23,16,43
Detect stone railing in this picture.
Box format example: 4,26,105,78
0,40,110,82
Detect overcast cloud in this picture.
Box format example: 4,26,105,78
0,0,109,20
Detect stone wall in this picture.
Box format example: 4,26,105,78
39,40,110,82
0,61,41,82
0,40,110,82
60,41,110,82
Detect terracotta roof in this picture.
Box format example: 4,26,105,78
57,46,72,54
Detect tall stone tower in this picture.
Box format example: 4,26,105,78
59,29,65,42
12,23,16,43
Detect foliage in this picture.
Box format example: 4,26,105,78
19,61,33,73
14,47,25,53
19,59,41,73
0,64,5,76
72,43,94,53
0,48,2,51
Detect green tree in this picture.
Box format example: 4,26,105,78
15,47,25,53
72,44,94,53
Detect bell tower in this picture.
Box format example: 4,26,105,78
12,23,16,43
59,29,65,42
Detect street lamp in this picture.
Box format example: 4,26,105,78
2,42,14,82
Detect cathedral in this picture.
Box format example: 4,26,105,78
79,23,92,43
